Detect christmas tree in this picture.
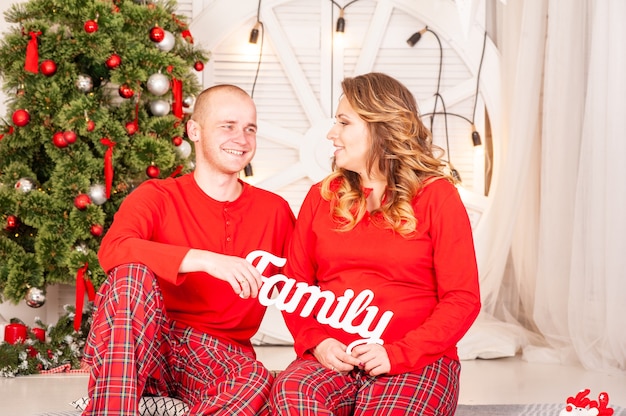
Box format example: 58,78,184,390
0,0,209,307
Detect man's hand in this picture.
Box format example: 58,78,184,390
181,249,263,298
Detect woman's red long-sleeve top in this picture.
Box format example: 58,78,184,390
283,178,481,374
98,173,295,352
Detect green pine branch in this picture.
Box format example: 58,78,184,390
0,0,209,303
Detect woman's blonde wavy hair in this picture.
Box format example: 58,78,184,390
320,72,453,237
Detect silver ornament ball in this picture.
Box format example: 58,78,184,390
75,242,89,255
76,74,94,92
176,140,192,159
15,177,35,193
147,73,170,96
150,99,171,116
156,31,175,52
89,184,108,205
25,287,46,308
182,95,196,108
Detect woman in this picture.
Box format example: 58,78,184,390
270,72,481,415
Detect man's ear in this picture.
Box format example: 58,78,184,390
186,119,200,143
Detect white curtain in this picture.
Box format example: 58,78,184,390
469,0,626,373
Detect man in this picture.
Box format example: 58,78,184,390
82,84,295,415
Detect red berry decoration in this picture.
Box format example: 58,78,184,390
63,130,77,144
118,84,134,99
84,19,98,33
150,26,165,42
40,59,57,76
90,224,104,237
105,54,121,69
86,119,95,132
12,109,30,127
74,194,92,210
146,165,160,178
5,215,19,231
172,136,183,146
125,121,138,135
52,132,68,148
194,61,204,71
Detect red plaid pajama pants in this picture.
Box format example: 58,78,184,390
270,356,460,415
82,263,272,415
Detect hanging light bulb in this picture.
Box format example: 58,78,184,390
471,124,482,146
407,27,428,47
249,21,261,44
244,163,254,177
336,9,345,33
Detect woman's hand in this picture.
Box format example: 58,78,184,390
313,338,361,374
350,343,391,376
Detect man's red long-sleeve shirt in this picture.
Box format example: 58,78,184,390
98,173,295,352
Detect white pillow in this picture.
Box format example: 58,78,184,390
71,396,189,416
457,313,524,360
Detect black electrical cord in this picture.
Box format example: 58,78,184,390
423,93,462,182
250,0,264,99
424,27,444,132
246,0,264,177
421,111,472,125
250,22,264,99
471,30,488,125
329,0,359,10
409,26,489,149
329,1,360,115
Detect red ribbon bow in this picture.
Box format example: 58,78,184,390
170,165,183,177
100,138,116,198
181,29,193,43
171,78,183,119
25,31,42,73
74,262,96,332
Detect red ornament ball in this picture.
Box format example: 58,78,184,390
172,136,183,146
118,84,134,99
74,194,92,210
12,109,30,127
150,26,165,42
84,20,98,33
63,130,77,144
52,132,68,148
40,59,57,76
86,119,95,132
90,224,104,237
194,61,204,71
5,215,19,231
125,121,138,135
105,54,121,69
146,165,160,178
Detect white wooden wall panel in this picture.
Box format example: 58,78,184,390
193,0,492,208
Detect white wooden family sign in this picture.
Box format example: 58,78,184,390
246,250,394,353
